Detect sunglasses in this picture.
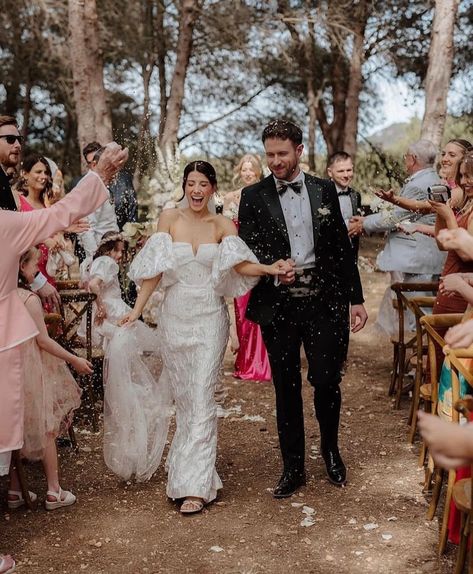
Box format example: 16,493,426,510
0,134,24,145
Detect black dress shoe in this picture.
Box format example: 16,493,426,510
322,449,347,486
273,470,306,499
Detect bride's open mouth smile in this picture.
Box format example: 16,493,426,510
190,194,204,207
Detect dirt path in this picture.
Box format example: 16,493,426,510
2,239,455,573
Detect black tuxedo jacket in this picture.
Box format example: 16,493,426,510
0,168,17,211
238,173,364,326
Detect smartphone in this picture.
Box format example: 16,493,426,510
428,184,451,203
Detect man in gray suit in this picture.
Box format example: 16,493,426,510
350,139,446,335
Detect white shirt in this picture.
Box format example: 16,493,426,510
275,172,315,268
335,183,354,228
79,172,119,258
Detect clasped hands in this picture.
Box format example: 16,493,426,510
274,259,296,284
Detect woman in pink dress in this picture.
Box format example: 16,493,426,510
223,154,271,382
16,155,59,294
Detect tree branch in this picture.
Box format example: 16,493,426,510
177,86,270,143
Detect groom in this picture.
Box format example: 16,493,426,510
238,119,368,497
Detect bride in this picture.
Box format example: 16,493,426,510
117,161,288,514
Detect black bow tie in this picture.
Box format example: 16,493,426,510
276,180,303,195
338,189,351,196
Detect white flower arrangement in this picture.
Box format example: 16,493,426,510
139,144,183,221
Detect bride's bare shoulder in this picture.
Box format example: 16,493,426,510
215,213,237,236
157,208,180,231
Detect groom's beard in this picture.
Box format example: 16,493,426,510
270,161,299,182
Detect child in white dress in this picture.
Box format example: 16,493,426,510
78,232,131,349
79,232,167,482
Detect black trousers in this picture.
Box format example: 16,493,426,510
261,295,349,474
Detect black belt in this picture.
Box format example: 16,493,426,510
287,267,320,298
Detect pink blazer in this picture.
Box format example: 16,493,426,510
0,171,109,452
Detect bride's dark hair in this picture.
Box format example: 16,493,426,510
181,161,217,198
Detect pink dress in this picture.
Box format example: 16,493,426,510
18,289,81,460
233,291,272,381
19,195,57,288
0,170,108,454
225,204,271,382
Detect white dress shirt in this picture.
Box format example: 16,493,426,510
275,172,315,268
79,174,119,258
335,183,353,228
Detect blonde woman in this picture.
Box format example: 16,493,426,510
223,154,272,382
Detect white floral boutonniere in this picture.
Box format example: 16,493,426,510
317,206,331,222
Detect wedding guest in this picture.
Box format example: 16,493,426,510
81,141,137,230
238,119,368,497
16,155,59,294
418,410,473,470
78,143,120,271
440,138,473,189
78,232,132,349
431,151,473,319
8,248,90,511
372,138,472,220
350,140,445,336
326,151,362,259
120,160,287,513
76,230,167,482
0,141,128,570
223,153,271,382
0,116,62,311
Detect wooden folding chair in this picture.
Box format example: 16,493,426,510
389,282,438,409
424,344,473,554
56,279,80,291
400,294,435,437
420,314,463,493
56,289,102,431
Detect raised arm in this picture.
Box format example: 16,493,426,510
4,144,128,255
376,189,432,214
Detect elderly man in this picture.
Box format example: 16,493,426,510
0,115,63,310
350,139,446,335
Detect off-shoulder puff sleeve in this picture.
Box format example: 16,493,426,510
128,232,175,284
212,235,260,297
89,256,119,286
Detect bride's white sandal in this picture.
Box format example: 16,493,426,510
0,555,15,573
45,487,76,511
7,490,37,510
180,497,205,514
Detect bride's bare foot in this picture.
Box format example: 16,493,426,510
180,497,205,514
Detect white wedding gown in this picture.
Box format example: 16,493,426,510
109,231,258,501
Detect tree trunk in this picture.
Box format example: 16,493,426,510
156,0,168,140
21,77,32,141
420,0,460,147
343,0,369,158
134,62,154,183
68,0,113,170
134,0,157,184
159,0,200,149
